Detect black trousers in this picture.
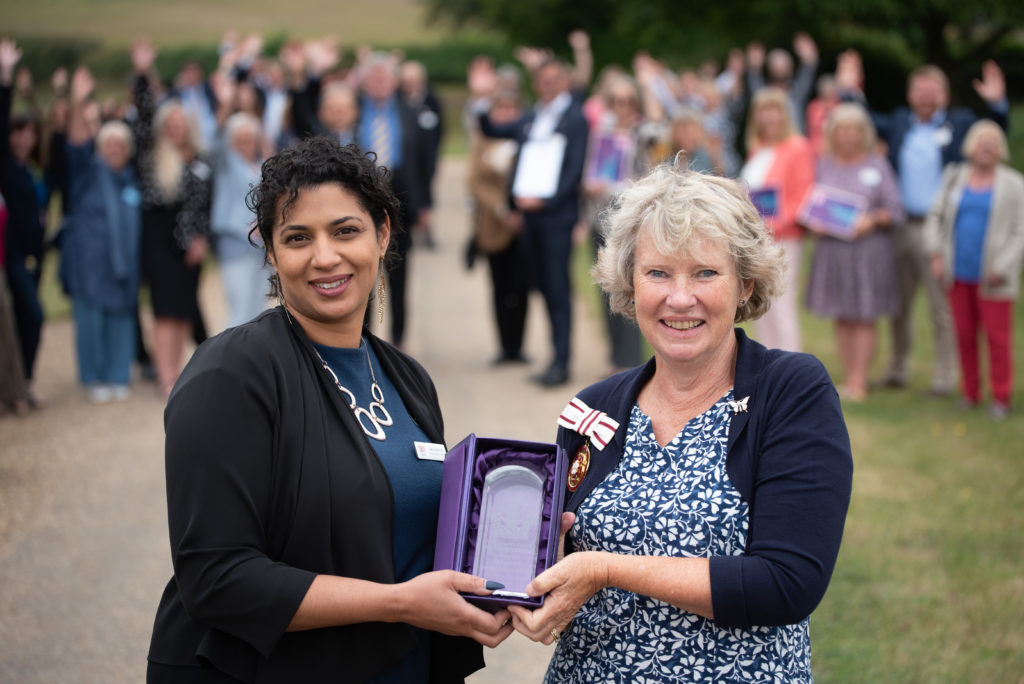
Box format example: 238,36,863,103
521,219,573,369
5,254,43,382
486,237,529,357
387,219,413,347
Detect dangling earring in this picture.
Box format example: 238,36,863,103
270,273,285,308
377,258,387,324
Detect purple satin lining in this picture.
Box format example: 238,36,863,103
463,447,557,582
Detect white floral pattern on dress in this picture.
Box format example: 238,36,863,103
545,393,812,683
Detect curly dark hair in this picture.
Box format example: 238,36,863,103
246,138,402,295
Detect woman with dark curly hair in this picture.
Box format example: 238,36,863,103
147,136,512,683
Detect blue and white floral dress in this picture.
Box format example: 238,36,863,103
545,391,812,683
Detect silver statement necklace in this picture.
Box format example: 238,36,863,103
313,339,393,441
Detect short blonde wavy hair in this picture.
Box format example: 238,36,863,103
593,165,786,323
824,102,877,157
962,119,1009,163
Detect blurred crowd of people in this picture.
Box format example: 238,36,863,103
0,31,445,409
0,28,1019,419
465,31,1019,418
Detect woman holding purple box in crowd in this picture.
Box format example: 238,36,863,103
147,138,511,683
507,166,852,683
805,103,904,402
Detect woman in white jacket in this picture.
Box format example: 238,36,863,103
926,120,1024,419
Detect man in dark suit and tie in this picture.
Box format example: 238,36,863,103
357,53,426,349
473,57,589,386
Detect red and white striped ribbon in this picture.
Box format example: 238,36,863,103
557,397,619,450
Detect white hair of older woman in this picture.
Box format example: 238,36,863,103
593,164,786,322
224,111,262,145
961,118,1010,163
96,119,134,158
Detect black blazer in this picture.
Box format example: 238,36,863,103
356,94,426,225
478,94,589,231
407,89,444,210
148,307,482,683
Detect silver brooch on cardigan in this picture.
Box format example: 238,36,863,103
727,396,750,414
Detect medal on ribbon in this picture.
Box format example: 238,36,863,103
567,441,590,492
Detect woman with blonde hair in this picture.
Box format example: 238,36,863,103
926,120,1024,420
805,102,903,400
740,86,815,352
509,167,852,682
132,40,212,396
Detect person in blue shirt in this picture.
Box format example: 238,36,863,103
837,54,1008,395
925,121,1024,420
61,66,142,403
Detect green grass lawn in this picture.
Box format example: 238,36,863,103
800,279,1024,682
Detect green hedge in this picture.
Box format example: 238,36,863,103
11,33,513,87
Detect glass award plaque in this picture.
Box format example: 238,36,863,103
472,464,546,595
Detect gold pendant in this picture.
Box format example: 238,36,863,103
567,442,590,492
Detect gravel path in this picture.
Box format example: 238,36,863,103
0,157,610,682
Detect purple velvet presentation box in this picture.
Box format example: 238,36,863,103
433,434,568,610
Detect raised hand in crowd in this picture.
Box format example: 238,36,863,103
217,32,243,74
834,50,864,93
239,33,264,66
131,38,158,77
793,31,818,66
209,68,238,123
66,66,96,144
0,38,22,84
305,36,341,78
972,60,1006,105
567,29,593,89
514,45,554,75
69,66,94,108
467,56,498,99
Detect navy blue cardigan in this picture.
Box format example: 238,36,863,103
558,328,853,629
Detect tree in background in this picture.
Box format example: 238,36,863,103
424,0,1022,107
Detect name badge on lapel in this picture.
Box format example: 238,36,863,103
414,442,447,462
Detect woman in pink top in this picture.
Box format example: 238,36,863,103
740,87,815,351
